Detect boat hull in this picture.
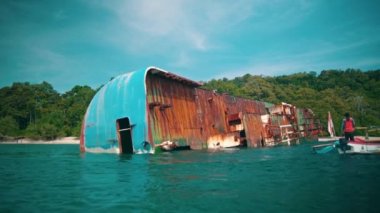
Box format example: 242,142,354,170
337,138,380,154
318,137,341,142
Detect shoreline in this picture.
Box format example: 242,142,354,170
0,137,79,144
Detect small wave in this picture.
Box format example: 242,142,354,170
135,148,155,155
85,147,155,154
85,147,120,154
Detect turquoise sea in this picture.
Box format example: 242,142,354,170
0,143,379,213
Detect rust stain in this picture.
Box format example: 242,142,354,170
146,72,320,150
207,133,240,149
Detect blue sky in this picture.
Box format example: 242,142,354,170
1,0,380,92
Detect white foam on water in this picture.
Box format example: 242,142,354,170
85,146,120,154
85,147,155,155
135,148,155,155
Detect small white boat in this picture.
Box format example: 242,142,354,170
318,136,341,142
336,137,380,154
313,137,380,154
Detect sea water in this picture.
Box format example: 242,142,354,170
0,143,379,213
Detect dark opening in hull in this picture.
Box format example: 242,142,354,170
117,117,133,154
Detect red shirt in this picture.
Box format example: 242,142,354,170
343,118,355,133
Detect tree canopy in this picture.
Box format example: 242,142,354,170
203,69,380,136
0,83,95,139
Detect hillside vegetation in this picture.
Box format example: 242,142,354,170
0,82,95,139
203,69,380,136
0,69,379,139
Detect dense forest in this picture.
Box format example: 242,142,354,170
0,82,96,140
203,69,380,136
0,69,379,140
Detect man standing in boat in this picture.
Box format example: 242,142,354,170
342,112,356,141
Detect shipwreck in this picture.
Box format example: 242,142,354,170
80,67,320,154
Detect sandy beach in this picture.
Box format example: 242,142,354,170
0,137,79,144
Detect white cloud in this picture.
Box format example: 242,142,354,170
99,0,255,53
92,0,324,74
216,62,304,79
171,51,191,68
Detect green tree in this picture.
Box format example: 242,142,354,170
61,85,95,136
0,116,19,137
0,82,95,139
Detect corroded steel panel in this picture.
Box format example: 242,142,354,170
146,73,204,149
194,89,267,148
296,108,321,137
262,103,301,144
146,79,270,150
194,89,229,139
243,114,264,147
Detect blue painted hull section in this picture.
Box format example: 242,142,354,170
83,68,148,153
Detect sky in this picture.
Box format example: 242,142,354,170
1,0,380,93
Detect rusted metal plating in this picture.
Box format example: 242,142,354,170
146,72,320,150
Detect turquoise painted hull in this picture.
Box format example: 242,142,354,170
82,68,149,153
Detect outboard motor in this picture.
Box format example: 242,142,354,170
336,138,352,152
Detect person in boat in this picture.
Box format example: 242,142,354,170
341,112,355,141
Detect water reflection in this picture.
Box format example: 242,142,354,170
118,154,133,161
